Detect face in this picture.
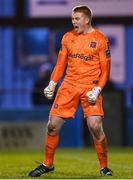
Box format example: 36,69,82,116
72,12,90,34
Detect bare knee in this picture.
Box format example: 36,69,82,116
47,116,65,135
89,121,100,133
47,122,58,135
87,116,105,141
90,124,104,141
87,117,100,131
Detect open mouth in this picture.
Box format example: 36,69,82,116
74,25,79,31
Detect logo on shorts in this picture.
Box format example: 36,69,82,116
90,42,97,48
54,104,58,109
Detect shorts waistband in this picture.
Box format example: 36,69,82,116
64,78,98,85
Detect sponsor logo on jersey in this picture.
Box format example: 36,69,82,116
90,42,97,48
68,53,93,61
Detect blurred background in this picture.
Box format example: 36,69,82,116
0,0,133,150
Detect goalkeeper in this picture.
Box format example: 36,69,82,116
29,5,112,177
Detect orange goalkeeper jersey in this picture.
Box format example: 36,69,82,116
51,29,111,89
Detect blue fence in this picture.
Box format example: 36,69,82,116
0,106,84,148
0,105,133,146
0,0,15,17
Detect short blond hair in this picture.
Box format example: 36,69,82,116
72,5,93,22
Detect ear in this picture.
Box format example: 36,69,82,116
85,17,90,24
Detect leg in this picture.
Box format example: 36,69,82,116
29,81,80,177
44,115,65,167
28,115,65,177
81,88,112,176
87,116,112,175
87,116,107,168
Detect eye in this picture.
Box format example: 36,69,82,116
75,17,80,21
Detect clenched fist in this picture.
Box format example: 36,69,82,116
44,81,57,99
86,87,101,105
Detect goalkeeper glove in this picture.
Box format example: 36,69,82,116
86,86,101,105
44,81,57,100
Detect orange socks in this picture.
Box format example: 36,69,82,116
43,133,59,167
94,136,108,169
43,133,108,169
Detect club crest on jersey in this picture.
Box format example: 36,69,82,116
90,42,96,48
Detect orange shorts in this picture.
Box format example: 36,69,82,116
50,81,104,119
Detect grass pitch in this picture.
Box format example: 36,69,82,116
0,147,133,179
